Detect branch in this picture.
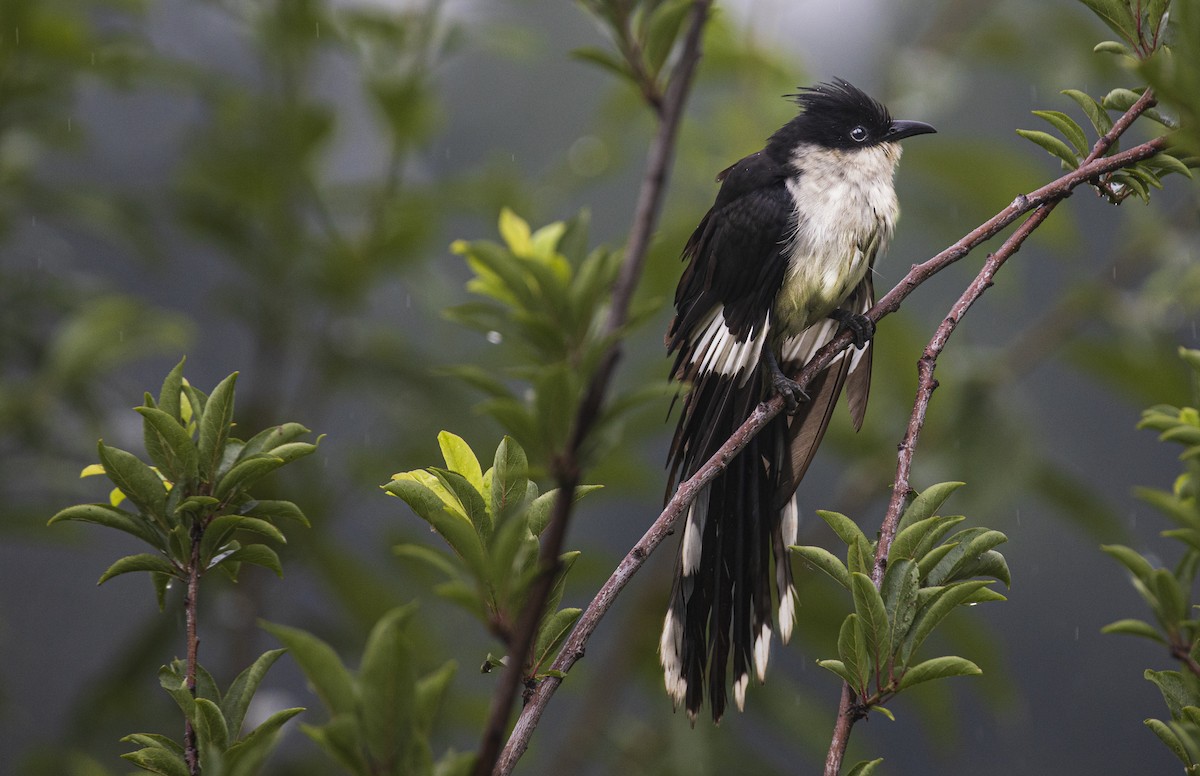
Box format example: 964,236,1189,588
822,89,1162,776
476,3,714,774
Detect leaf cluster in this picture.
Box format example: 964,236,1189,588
575,0,696,109
1017,87,1192,203
792,483,1008,723
385,432,599,680
1078,0,1171,58
122,651,303,776
1102,348,1200,771
49,359,318,601
445,209,669,467
264,609,471,776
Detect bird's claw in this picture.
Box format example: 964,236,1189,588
830,309,875,349
771,372,809,414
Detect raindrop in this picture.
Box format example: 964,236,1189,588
1015,509,1021,525
119,329,125,342
1074,626,1079,641
486,330,503,345
315,21,320,38
405,294,411,308
1192,320,1196,340
67,117,72,132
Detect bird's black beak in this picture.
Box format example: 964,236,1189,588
886,119,937,141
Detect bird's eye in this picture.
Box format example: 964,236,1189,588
849,126,869,142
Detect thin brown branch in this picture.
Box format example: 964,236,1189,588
822,90,1162,776
476,4,713,775
184,521,203,776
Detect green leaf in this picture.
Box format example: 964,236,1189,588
137,406,199,485
1077,0,1138,46
98,553,181,585
791,544,851,589
224,707,305,774
359,605,418,767
1033,109,1089,155
431,467,491,544
1094,40,1133,56
261,621,358,716
925,529,1009,586
222,649,287,738
896,482,964,534
121,733,184,755
1102,544,1156,583
97,442,168,523
1146,717,1193,765
889,515,947,564
837,614,870,694
1062,89,1114,137
897,655,981,691
214,544,283,578
816,659,858,686
1147,152,1194,179
1154,567,1188,624
846,758,885,776
301,715,368,774
49,503,164,550
438,431,484,494
214,456,285,501
240,423,312,459
243,499,310,527
491,436,530,525
526,485,602,537
533,607,582,672
817,510,870,552
193,697,230,752
1145,669,1200,718
120,747,190,776
851,572,891,669
385,479,489,584
158,358,186,423
572,46,633,82
901,580,993,664
643,0,692,74
198,372,238,481
881,558,921,647
1016,129,1080,168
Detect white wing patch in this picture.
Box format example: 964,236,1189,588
689,307,769,384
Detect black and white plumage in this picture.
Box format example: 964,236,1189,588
660,79,935,723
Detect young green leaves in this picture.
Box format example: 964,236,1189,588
445,209,669,468
792,482,1007,724
123,652,304,776
263,608,472,776
385,432,599,681
49,359,319,598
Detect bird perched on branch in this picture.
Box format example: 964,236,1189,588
660,79,935,723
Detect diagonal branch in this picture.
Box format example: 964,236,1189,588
476,3,714,775
501,95,1169,776
822,88,1163,776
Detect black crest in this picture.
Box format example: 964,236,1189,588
766,78,894,156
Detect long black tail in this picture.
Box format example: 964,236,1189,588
661,357,799,723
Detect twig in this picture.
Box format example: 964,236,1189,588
822,89,1162,775
183,522,203,775
475,3,713,775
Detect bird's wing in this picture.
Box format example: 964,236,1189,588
666,151,792,491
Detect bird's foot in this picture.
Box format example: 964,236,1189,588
764,349,808,414
829,309,875,349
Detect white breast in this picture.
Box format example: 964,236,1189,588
776,142,901,335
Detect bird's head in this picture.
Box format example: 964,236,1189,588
767,78,935,160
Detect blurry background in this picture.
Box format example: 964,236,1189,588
2,0,1199,773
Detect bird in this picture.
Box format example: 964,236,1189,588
659,78,935,723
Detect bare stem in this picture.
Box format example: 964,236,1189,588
183,520,203,776
475,3,714,775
